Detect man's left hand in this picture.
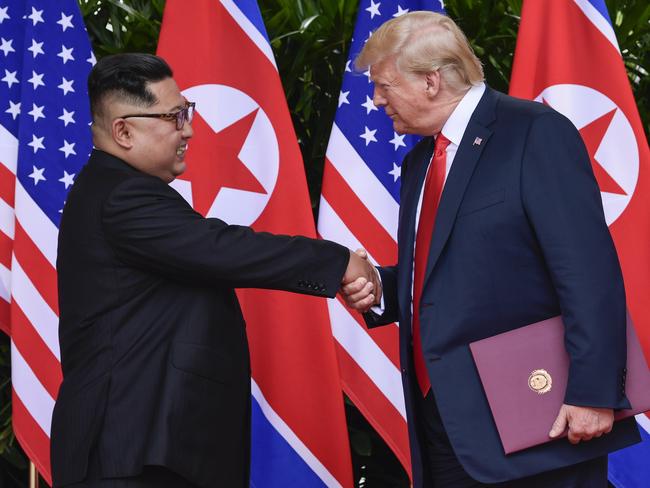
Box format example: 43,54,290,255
549,404,614,444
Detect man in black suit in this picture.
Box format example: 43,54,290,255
342,11,638,488
52,53,379,488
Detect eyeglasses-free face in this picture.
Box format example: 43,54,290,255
119,100,196,130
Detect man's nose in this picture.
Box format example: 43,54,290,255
372,88,386,107
182,119,194,138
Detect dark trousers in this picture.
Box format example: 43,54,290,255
64,449,198,488
416,390,608,488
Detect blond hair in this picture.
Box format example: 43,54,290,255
356,11,484,93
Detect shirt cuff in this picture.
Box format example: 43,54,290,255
370,267,385,315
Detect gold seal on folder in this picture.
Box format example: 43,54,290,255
528,369,552,394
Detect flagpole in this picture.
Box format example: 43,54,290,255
29,461,39,488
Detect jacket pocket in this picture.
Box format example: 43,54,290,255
457,189,505,218
171,342,232,384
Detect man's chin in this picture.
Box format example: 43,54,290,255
392,122,416,135
173,162,187,176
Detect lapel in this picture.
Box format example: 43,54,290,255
398,138,434,323
422,87,499,289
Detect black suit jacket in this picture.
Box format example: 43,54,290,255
366,87,639,485
52,149,349,487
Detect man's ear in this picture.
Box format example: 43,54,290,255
111,118,134,149
424,70,441,99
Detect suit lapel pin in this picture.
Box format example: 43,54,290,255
473,137,483,146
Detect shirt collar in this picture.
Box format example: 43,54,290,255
440,82,486,146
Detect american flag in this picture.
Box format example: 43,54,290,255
0,0,94,483
317,0,444,475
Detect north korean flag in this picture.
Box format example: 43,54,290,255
510,1,650,486
157,1,352,486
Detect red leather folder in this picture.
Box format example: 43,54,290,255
469,314,650,454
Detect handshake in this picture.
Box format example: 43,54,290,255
340,249,382,313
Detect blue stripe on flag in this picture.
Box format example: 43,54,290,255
608,421,650,488
250,396,326,488
586,0,613,26
232,0,270,43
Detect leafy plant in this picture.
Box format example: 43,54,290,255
609,0,650,135
78,0,165,57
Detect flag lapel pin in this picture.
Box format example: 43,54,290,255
473,137,483,146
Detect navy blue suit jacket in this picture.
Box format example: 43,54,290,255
365,87,639,485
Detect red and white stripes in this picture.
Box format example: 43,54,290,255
1,130,59,484
318,122,411,471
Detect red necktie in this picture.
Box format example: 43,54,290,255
412,133,450,396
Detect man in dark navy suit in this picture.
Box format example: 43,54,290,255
342,11,639,488
52,53,379,488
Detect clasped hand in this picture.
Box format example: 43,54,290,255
340,249,382,313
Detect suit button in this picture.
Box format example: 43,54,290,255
298,280,305,287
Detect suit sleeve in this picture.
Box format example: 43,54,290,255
364,266,399,327
102,176,349,297
521,111,629,409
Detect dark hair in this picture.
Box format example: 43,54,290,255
88,53,173,119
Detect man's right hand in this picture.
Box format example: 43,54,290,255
340,249,382,313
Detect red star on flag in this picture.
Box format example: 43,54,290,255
577,108,626,195
180,109,266,216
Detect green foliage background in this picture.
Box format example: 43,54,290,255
0,0,647,486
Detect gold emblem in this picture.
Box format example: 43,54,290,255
528,369,552,394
